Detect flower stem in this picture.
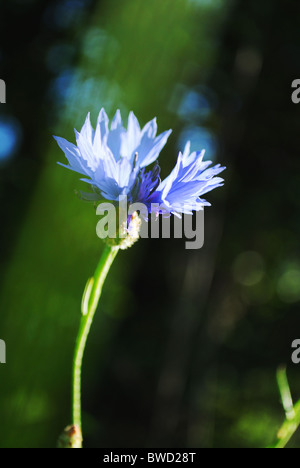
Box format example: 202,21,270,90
272,367,300,449
72,245,119,446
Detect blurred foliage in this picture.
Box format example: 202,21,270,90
0,0,300,448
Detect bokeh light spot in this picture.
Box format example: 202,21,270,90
235,47,263,77
43,0,90,30
46,44,75,73
0,117,22,162
178,89,213,120
233,251,265,287
178,126,217,160
277,267,300,303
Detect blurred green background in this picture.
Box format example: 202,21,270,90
0,0,300,448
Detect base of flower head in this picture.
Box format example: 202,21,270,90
102,212,142,250
58,425,82,448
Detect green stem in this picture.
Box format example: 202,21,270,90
273,367,300,448
274,401,300,448
72,245,119,445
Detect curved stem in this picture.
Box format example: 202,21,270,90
72,246,119,445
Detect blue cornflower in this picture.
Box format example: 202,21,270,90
150,141,225,216
54,109,225,245
54,108,171,202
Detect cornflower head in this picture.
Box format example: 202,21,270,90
54,108,225,249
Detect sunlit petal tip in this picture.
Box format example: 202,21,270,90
129,111,141,132
111,109,122,129
142,117,157,138
97,107,108,122
183,140,191,156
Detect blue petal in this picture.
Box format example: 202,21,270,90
138,129,172,168
75,129,98,171
107,110,124,160
111,109,123,130
54,135,93,176
96,108,109,144
120,111,142,160
80,112,94,142
127,111,141,153
142,117,157,139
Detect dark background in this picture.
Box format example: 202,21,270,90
0,0,300,448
